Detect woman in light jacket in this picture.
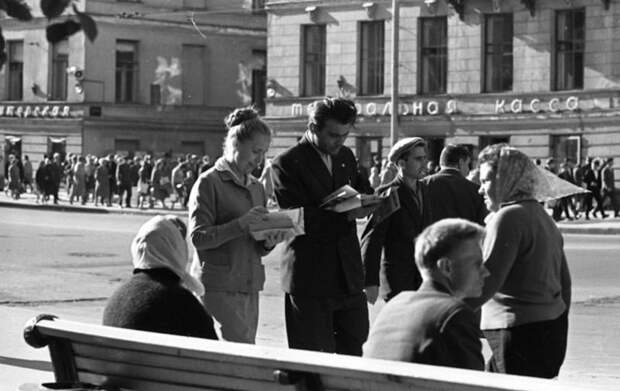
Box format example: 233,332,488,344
188,107,285,343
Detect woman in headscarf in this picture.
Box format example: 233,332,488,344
466,144,574,378
188,106,286,344
103,215,217,339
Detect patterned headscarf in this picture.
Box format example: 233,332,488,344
488,145,588,206
131,215,205,297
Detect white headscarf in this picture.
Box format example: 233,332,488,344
131,215,205,297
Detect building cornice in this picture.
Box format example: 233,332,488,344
265,0,415,12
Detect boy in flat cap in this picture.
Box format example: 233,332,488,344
361,137,432,304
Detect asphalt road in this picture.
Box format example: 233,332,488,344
1,207,619,388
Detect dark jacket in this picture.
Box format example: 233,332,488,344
363,280,484,371
116,162,133,187
103,268,217,339
422,167,487,226
360,176,431,300
271,136,373,297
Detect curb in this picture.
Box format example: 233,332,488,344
0,200,187,217
3,200,619,234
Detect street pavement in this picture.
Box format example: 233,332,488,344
1,199,620,390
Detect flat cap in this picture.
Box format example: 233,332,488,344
388,137,426,163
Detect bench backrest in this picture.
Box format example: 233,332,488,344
25,316,598,391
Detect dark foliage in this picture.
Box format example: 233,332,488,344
41,0,71,19
46,20,81,43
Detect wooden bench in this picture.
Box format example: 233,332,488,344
23,314,599,391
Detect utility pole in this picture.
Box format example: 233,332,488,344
390,0,399,147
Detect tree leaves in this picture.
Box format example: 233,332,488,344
72,4,97,42
46,20,81,43
0,0,33,21
41,0,71,19
44,4,98,44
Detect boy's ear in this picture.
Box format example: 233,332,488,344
437,257,451,276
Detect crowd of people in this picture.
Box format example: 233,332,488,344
70,97,611,380
0,151,215,210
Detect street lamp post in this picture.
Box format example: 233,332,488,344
390,0,399,147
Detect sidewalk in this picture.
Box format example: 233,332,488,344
2,190,620,235
0,190,187,217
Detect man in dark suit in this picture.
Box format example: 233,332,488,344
363,218,488,370
271,97,374,356
361,137,431,304
422,144,487,226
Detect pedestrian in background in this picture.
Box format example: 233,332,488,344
69,156,86,205
422,144,487,226
601,157,619,217
94,157,110,207
116,156,133,208
150,158,169,209
22,155,33,193
7,154,21,199
467,144,572,379
137,159,151,209
34,158,48,203
361,137,430,304
188,106,284,343
50,153,63,204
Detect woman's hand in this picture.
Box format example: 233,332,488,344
238,206,269,232
263,231,288,250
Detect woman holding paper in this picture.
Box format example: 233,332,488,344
188,107,286,343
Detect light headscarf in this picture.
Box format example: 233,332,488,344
131,215,205,297
487,145,588,207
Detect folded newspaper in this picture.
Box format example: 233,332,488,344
249,208,305,241
320,185,400,221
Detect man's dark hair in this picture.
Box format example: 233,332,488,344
439,144,471,168
415,218,484,271
308,97,357,132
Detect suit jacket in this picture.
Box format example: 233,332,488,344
602,166,615,190
271,136,373,297
363,280,484,371
422,168,487,226
360,176,431,300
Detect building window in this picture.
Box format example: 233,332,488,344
554,9,584,91
300,24,326,97
115,41,138,103
419,17,447,94
551,135,582,164
359,21,385,96
51,41,69,101
7,41,23,101
483,14,513,92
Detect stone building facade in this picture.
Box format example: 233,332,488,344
0,0,267,167
264,0,620,184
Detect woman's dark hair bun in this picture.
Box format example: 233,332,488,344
224,106,259,128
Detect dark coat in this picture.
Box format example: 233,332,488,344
271,136,373,297
421,168,487,226
363,280,484,371
103,268,217,339
360,176,431,300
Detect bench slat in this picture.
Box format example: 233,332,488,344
72,342,276,382
79,372,222,391
75,356,295,391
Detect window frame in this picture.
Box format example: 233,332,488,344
553,8,585,91
115,40,139,103
7,40,24,101
418,16,448,95
300,24,326,97
50,41,69,101
482,13,513,93
358,20,385,96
